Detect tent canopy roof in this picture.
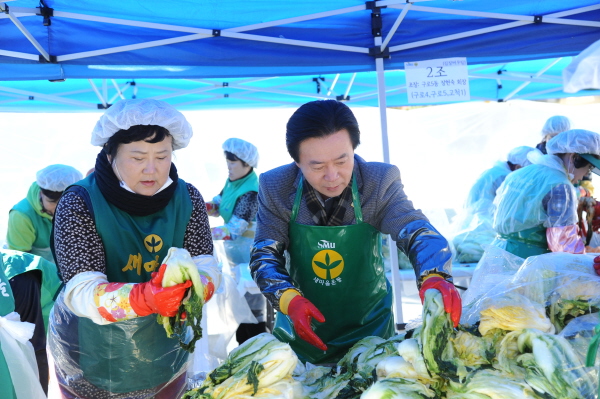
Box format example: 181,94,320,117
1,0,599,80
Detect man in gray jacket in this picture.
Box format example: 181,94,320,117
250,100,461,364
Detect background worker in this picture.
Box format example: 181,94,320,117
207,138,266,343
493,129,600,258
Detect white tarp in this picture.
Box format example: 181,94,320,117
564,39,600,93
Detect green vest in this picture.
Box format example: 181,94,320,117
493,162,575,258
71,174,192,393
1,249,62,334
0,258,17,399
219,170,259,223
273,176,393,364
11,197,53,262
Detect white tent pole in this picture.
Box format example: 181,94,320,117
0,86,97,108
110,80,127,101
503,58,562,101
467,72,561,84
58,34,210,62
0,49,38,61
102,79,108,103
221,31,368,54
327,74,340,96
381,3,412,51
390,21,529,52
343,73,356,100
88,79,107,107
4,11,50,61
547,4,600,18
373,31,403,328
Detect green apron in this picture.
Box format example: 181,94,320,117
497,226,551,258
73,175,192,393
1,250,62,334
0,258,17,399
11,198,53,262
273,176,394,364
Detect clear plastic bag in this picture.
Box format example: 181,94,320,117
48,290,190,398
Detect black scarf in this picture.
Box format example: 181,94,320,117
303,178,353,226
94,148,179,217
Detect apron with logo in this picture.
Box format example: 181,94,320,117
67,175,192,393
273,175,394,364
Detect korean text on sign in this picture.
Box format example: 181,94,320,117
404,57,470,104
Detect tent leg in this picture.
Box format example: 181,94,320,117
374,36,404,330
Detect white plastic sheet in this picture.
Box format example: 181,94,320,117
564,39,600,93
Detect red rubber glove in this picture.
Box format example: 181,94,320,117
593,256,600,276
288,296,328,351
130,264,192,317
419,276,462,328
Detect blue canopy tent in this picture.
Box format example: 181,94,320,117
0,58,599,112
2,0,600,325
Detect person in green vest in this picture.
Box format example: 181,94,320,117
0,251,46,399
207,138,266,344
6,164,80,395
1,249,61,395
250,100,462,364
8,163,83,262
492,129,600,259
48,99,221,399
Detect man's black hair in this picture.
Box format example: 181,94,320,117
286,100,360,162
104,125,171,160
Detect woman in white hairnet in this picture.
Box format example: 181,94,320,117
453,146,534,263
493,129,600,258
8,164,82,262
48,99,221,399
5,164,80,394
535,115,571,155
206,138,267,343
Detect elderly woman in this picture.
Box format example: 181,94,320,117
207,138,266,343
48,99,220,398
493,129,600,258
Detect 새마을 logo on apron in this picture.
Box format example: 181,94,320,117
0,279,8,297
144,234,163,253
311,247,344,287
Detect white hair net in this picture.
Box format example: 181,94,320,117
541,115,571,138
91,99,193,150
36,164,83,192
547,129,600,156
507,146,534,167
222,138,259,168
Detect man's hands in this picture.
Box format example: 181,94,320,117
419,275,462,327
288,296,328,351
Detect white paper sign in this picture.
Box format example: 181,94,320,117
404,57,470,104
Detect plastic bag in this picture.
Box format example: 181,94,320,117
204,273,257,361
48,290,190,398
